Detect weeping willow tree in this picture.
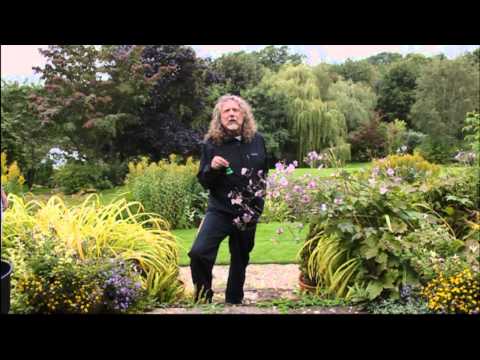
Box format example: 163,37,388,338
261,65,349,162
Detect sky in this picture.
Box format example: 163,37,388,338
1,45,478,83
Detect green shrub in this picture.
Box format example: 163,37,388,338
53,161,113,194
371,152,440,183
3,194,183,307
126,155,207,229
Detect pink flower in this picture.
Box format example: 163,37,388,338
231,197,243,205
233,217,241,225
301,195,310,203
386,168,395,177
334,197,343,205
279,177,289,187
241,168,248,176
255,190,264,197
272,190,280,198
293,185,303,193
285,194,291,202
380,186,388,195
242,213,252,223
293,160,298,167
275,162,284,172
307,180,316,189
286,164,295,174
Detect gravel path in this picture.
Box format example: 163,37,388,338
145,264,366,314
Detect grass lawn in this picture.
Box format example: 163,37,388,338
172,222,307,266
281,162,371,179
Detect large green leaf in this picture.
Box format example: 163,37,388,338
366,280,384,300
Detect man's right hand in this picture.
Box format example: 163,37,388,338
211,156,230,170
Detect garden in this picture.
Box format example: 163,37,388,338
1,45,479,314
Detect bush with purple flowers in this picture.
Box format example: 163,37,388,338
101,259,144,313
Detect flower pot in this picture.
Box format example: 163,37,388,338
298,273,317,293
1,260,13,314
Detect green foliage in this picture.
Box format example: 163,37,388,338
297,160,477,302
262,64,349,161
384,119,408,155
410,57,480,154
328,79,377,132
211,51,265,95
462,111,480,157
253,45,305,72
242,83,292,162
53,161,114,194
1,80,53,188
126,155,206,229
376,59,422,125
332,59,378,87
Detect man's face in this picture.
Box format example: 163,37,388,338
220,100,244,135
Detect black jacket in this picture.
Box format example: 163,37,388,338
197,132,269,217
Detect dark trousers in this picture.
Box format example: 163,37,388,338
188,210,256,303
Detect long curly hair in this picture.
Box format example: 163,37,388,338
205,94,257,145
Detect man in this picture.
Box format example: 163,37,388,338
188,94,268,305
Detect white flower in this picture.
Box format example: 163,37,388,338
241,168,248,176
320,203,327,212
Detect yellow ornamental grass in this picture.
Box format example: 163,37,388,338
3,194,183,300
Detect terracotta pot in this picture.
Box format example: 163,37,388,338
298,273,317,293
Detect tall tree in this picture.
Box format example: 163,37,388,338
1,80,53,188
262,65,348,162
254,45,305,72
328,79,377,132
410,57,480,144
31,45,163,162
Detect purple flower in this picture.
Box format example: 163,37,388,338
293,160,298,167
380,186,388,195
275,162,284,172
279,177,289,187
334,197,343,205
386,168,395,177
